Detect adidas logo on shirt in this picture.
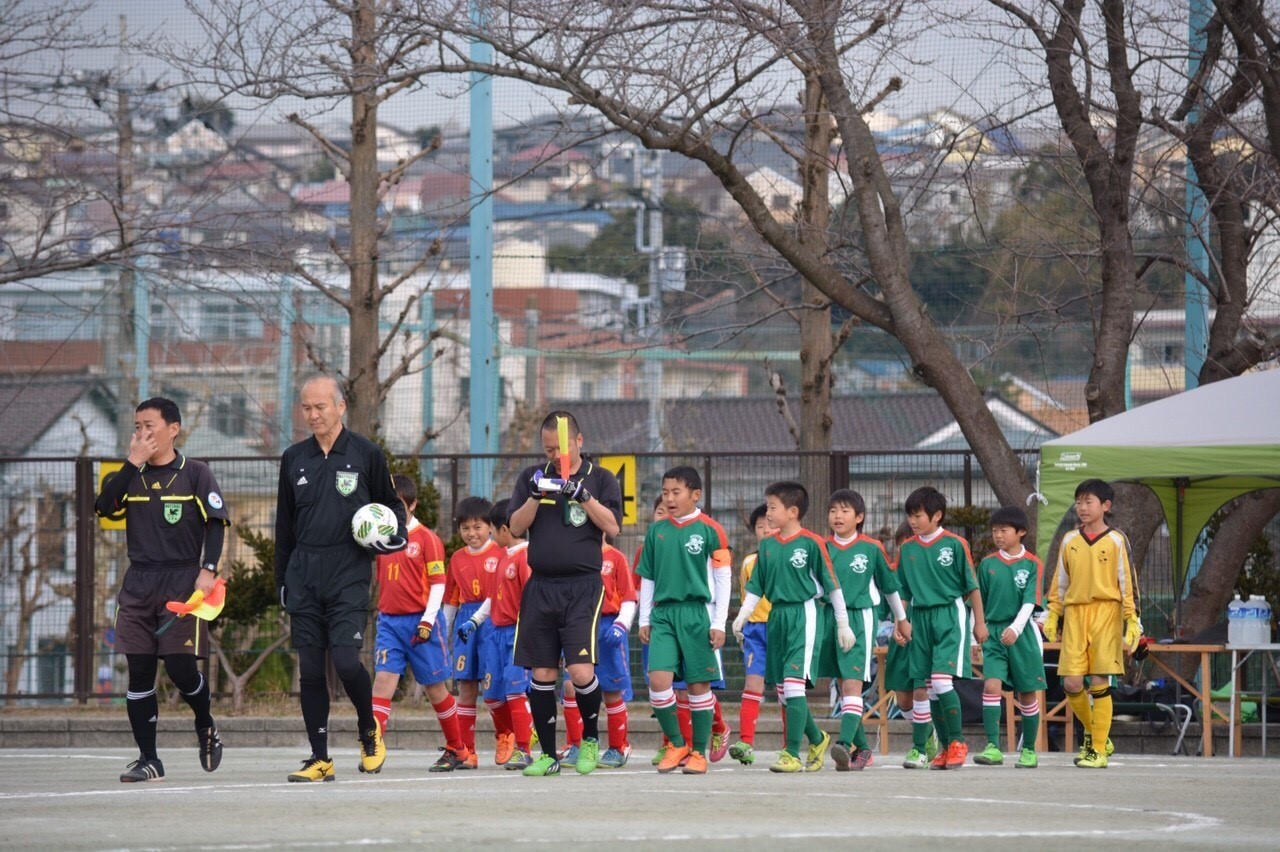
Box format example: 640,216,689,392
297,476,308,485
354,631,362,640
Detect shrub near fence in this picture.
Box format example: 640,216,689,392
1,449,1188,705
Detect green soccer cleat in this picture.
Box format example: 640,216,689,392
576,738,599,775
924,730,940,761
651,742,670,766
902,747,928,769
1015,747,1038,769
522,755,562,776
728,741,756,765
805,730,831,772
1076,748,1108,769
973,743,1004,766
831,741,852,772
769,750,805,773
1074,734,1115,765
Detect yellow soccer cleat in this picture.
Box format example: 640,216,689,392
805,730,831,772
359,726,386,774
1076,748,1108,769
769,750,805,773
288,756,335,782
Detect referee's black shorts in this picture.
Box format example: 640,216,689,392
513,574,604,669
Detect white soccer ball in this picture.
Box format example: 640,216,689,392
351,503,398,548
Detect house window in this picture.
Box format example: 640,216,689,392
202,302,262,339
211,395,249,437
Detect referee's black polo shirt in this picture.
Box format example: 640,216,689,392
510,458,623,579
273,427,406,586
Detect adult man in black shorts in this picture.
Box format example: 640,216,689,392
508,410,622,776
275,375,406,782
95,397,230,782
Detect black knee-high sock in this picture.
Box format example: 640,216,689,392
331,646,375,734
126,654,159,760
529,679,559,759
298,647,330,759
573,676,602,742
164,655,212,729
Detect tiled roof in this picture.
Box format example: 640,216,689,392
548,393,1043,454
0,376,110,456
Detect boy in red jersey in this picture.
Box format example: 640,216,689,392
371,476,471,771
895,486,988,770
563,534,637,767
443,496,503,768
464,500,536,768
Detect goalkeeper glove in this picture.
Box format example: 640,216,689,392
560,478,591,502
1124,616,1143,653
530,469,559,492
836,623,856,653
456,617,480,643
368,535,407,554
1043,610,1060,643
732,613,747,644
411,620,433,646
604,622,628,649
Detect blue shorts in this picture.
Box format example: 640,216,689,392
482,623,529,701
374,612,451,686
453,601,492,682
741,621,768,680
594,615,633,699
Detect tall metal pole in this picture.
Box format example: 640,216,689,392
277,278,295,452
468,2,498,496
134,268,149,400
419,291,435,481
1185,0,1211,390
643,151,664,451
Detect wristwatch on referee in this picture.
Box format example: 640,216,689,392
202,562,218,575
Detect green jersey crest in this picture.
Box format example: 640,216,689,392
336,471,359,496
163,503,182,525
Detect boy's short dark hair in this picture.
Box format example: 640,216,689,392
540,410,581,436
136,397,181,424
828,488,868,531
454,496,493,529
747,503,768,532
905,486,946,522
989,505,1029,532
392,474,417,506
663,465,702,492
765,480,808,520
1075,478,1114,504
489,498,511,531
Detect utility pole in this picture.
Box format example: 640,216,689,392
112,15,138,452
640,149,664,451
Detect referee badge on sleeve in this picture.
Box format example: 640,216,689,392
163,504,182,524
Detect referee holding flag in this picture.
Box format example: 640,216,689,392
508,410,622,777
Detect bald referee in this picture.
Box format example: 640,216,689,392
508,410,622,776
95,397,229,783
275,375,407,782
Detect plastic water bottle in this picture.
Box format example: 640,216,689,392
1243,596,1261,645
1257,596,1273,645
1228,594,1246,646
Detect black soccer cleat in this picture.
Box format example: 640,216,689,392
120,756,165,783
198,724,223,772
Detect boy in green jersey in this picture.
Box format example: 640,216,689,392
825,489,909,771
884,521,940,768
973,506,1047,768
637,466,733,775
895,486,988,771
733,481,855,774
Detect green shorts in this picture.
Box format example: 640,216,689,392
648,601,722,684
765,600,820,687
883,638,916,693
908,600,972,681
981,621,1047,693
832,607,877,683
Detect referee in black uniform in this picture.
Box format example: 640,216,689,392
509,410,622,776
275,375,407,782
94,397,230,783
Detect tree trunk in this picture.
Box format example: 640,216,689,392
797,70,835,505
345,0,383,440
1175,489,1280,678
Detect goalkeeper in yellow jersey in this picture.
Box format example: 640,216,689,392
1044,479,1141,769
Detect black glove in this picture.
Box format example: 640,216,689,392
560,479,591,502
369,535,408,554
278,585,287,608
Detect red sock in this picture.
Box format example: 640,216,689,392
677,697,692,747
712,694,729,735
433,694,465,753
486,698,513,736
739,691,763,745
563,697,583,746
458,702,477,752
508,694,533,752
372,696,392,736
605,698,628,750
